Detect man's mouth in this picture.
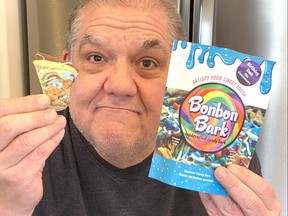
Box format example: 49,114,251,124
97,106,140,114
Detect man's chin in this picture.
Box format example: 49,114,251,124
81,122,157,167
94,120,139,136
86,130,140,165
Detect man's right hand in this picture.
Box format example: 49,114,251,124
0,95,66,216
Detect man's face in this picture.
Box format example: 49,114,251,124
67,4,171,168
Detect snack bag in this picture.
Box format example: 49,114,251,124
148,41,275,195
33,52,78,111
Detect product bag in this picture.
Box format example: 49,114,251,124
149,41,275,195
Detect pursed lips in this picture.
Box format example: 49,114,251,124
96,106,141,115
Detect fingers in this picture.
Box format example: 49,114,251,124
0,95,53,149
199,192,244,216
0,109,59,150
225,165,281,213
0,115,66,170
213,165,281,215
0,95,65,216
0,95,50,117
1,128,65,186
200,165,281,216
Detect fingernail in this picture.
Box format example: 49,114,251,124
216,167,228,179
37,95,50,106
228,165,239,175
45,109,57,121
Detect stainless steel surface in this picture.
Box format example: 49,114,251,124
192,0,215,45
171,0,191,40
192,0,201,43
178,0,191,40
213,0,284,58
26,0,79,94
212,1,287,214
200,0,214,45
175,0,287,214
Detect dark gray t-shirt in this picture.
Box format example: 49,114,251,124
33,110,262,216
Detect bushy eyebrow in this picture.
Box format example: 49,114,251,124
79,35,103,51
142,39,169,55
79,34,169,55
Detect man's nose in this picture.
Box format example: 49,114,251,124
103,60,137,97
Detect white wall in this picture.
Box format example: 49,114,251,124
0,0,26,98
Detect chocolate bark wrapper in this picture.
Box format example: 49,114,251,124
149,41,276,196
33,52,78,111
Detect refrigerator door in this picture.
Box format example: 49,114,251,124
170,0,192,41
26,0,79,94
183,0,287,213
192,0,215,44
210,0,287,214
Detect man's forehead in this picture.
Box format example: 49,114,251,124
78,3,170,36
79,34,170,54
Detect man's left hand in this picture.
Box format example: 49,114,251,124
200,164,281,215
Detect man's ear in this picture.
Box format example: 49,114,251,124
62,49,71,61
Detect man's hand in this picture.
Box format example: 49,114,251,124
0,95,66,216
200,165,281,216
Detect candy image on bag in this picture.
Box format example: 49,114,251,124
149,40,275,196
33,52,78,111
